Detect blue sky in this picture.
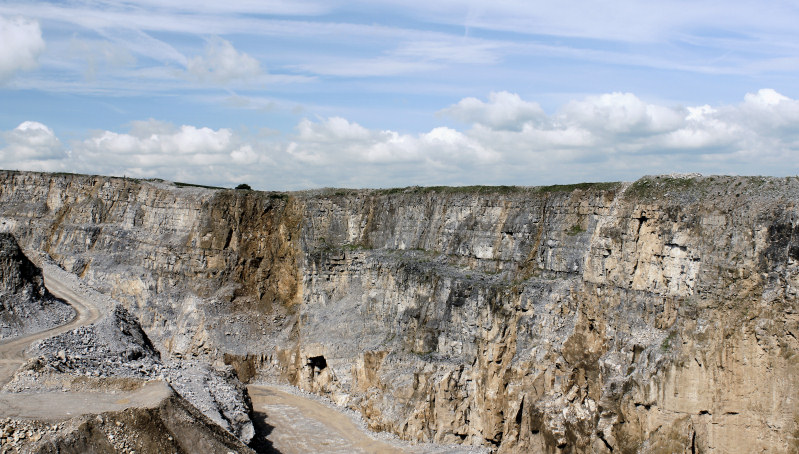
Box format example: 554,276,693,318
1,1,798,190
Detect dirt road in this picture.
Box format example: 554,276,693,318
0,265,102,386
0,263,171,420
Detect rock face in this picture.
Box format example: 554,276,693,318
0,170,798,452
0,232,75,340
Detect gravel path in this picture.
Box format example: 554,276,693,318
0,260,173,420
0,382,171,420
0,262,102,387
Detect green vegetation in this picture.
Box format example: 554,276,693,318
235,183,252,190
626,176,702,199
534,181,621,193
342,242,372,251
374,182,621,196
374,185,522,195
625,174,788,200
661,331,677,352
174,181,226,190
566,224,585,236
50,171,91,178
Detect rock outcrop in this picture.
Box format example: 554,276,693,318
0,232,75,340
0,170,797,452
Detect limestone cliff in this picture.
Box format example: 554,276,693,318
0,170,797,453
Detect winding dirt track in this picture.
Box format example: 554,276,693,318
0,267,101,386
0,265,170,420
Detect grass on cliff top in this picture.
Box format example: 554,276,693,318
173,181,227,190
625,175,700,198
372,181,620,196
172,181,292,199
534,181,621,193
623,174,793,200
376,185,520,195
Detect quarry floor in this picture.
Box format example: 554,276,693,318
249,385,405,453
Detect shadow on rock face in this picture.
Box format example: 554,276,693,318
249,411,281,454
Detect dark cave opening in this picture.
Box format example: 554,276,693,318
307,355,327,370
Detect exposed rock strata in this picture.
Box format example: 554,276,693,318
0,171,798,452
0,233,74,340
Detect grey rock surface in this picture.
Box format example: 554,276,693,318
0,171,797,452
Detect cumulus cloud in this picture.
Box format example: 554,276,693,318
440,91,546,131
0,15,45,82
288,89,799,185
2,89,798,189
68,120,278,184
560,92,684,136
286,116,497,167
186,37,262,83
0,121,67,171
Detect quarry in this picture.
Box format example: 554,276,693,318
0,169,797,453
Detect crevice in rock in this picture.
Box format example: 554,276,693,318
515,397,524,426
598,431,614,452
634,215,649,237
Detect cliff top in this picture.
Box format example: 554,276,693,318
2,169,798,204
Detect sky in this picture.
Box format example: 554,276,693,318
1,1,798,190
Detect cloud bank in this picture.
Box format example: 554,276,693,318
1,90,798,189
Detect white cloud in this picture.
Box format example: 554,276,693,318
3,89,799,189
287,117,497,167
0,121,67,171
69,120,278,183
737,88,799,132
441,91,546,131
186,37,261,83
560,92,684,136
0,15,45,82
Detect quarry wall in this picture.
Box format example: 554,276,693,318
1,170,797,452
